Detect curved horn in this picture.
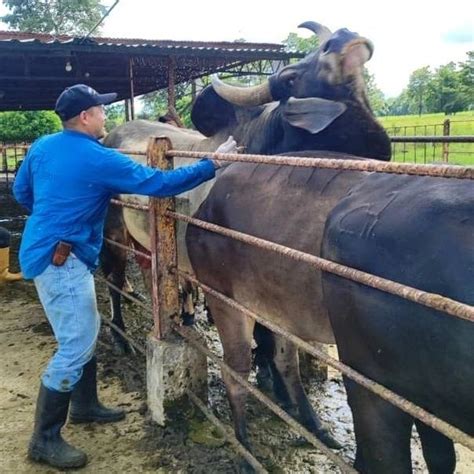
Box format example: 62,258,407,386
211,75,273,106
298,21,332,44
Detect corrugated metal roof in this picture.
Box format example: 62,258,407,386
0,30,302,111
0,30,288,53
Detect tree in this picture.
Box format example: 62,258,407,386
456,51,473,111
406,67,432,116
2,0,107,36
0,111,61,142
364,70,387,116
430,62,464,114
283,32,319,54
105,103,125,132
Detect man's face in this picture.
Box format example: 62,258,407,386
82,105,106,138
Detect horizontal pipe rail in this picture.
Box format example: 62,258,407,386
103,237,151,261
166,150,473,179
110,198,149,212
116,149,147,155
167,211,474,323
390,136,474,143
178,271,474,451
101,316,146,357
185,389,268,473
175,325,357,473
95,273,151,313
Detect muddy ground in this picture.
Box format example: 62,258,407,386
1,181,472,473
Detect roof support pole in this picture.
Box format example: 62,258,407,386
167,56,176,111
128,57,135,120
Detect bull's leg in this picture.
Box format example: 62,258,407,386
180,280,196,326
414,420,455,474
205,294,256,470
253,324,292,409
100,236,130,353
343,377,413,473
270,335,342,449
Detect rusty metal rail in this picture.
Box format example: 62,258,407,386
175,325,357,473
116,149,148,155
103,237,152,261
185,388,268,473
110,198,149,212
167,211,474,323
166,150,474,179
178,271,474,451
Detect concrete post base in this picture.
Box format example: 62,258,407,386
146,332,207,425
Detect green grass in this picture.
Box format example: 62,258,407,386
378,111,474,165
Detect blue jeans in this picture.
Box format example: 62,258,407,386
34,254,100,392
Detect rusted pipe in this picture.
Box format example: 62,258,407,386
116,149,147,155
95,273,151,312
110,198,149,212
103,237,151,261
185,389,268,473
178,271,474,451
168,211,474,323
166,150,474,179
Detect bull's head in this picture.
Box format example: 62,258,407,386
191,22,390,160
212,22,373,106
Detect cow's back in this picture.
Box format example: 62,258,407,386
322,173,474,433
187,160,369,342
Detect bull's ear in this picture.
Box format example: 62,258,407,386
191,85,237,137
283,97,346,134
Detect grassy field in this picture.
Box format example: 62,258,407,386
1,112,473,169
378,111,474,165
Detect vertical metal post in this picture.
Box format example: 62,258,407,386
129,57,135,120
147,136,179,340
443,119,450,162
167,57,176,111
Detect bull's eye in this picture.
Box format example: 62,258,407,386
322,40,331,55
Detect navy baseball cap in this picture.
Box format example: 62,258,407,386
55,84,117,121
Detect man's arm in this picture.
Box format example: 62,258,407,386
13,154,33,212
90,147,216,197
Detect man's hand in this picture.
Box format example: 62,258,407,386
213,136,237,169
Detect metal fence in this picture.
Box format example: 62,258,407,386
0,144,28,186
386,119,474,164
103,137,473,473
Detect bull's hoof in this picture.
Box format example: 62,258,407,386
317,428,343,450
111,332,132,355
182,312,195,326
238,458,257,474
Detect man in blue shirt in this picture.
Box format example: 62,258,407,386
14,84,236,469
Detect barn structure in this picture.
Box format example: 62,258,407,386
0,30,302,117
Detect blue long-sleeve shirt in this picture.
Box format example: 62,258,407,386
13,129,215,279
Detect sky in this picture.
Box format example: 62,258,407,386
1,0,473,98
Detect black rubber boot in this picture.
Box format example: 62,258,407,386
28,383,87,469
69,357,125,424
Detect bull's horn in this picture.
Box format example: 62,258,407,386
211,75,273,106
298,21,332,44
